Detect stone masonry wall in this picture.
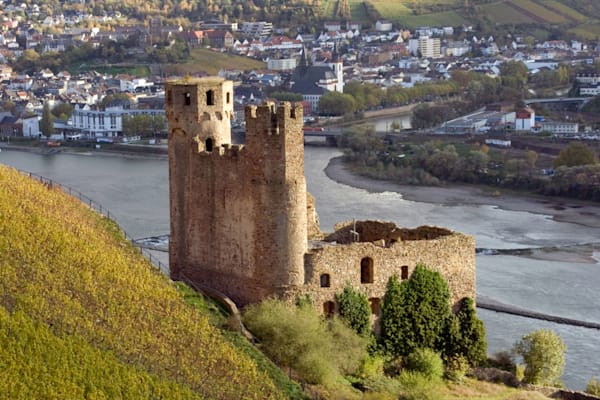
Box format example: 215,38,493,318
299,227,475,315
167,77,476,314
168,77,308,307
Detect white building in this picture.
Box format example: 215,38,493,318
22,116,40,137
267,58,297,71
70,106,165,137
418,36,441,58
120,78,154,93
445,41,471,57
537,121,579,135
240,21,272,38
375,20,393,32
515,108,535,131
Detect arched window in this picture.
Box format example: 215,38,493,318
320,273,331,288
360,257,374,284
205,138,213,152
323,301,335,317
369,298,381,315
206,90,214,105
184,92,191,106
401,265,409,280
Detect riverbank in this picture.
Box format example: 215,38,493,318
0,142,168,159
325,156,600,230
326,157,600,266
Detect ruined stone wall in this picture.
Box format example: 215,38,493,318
167,77,308,306
167,77,476,312
300,231,475,314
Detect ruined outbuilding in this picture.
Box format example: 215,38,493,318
167,77,475,316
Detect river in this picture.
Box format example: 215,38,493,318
1,146,599,390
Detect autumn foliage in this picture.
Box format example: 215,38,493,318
0,165,283,399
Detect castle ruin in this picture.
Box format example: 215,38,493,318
166,76,475,315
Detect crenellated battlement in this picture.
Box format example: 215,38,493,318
193,139,245,157
166,77,233,147
245,102,303,139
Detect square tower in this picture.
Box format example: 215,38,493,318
166,77,234,149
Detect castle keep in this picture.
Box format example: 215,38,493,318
167,77,475,314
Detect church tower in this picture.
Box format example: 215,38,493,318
329,43,344,92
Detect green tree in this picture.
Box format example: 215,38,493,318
553,142,598,168
335,286,371,336
268,91,303,102
39,102,55,138
454,297,486,366
317,92,356,116
99,93,132,109
381,264,451,357
513,329,566,386
51,103,74,120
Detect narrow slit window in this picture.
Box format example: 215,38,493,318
226,92,231,104
323,301,335,317
360,257,374,284
401,265,409,280
184,92,191,106
206,90,214,105
369,298,381,315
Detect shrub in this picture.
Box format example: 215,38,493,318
336,286,371,336
381,265,451,357
513,329,566,386
445,355,470,383
398,371,439,400
243,299,368,388
404,348,444,381
454,297,487,366
586,377,600,396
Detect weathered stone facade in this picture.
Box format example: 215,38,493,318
167,77,476,315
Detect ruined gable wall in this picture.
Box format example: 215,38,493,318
300,233,475,313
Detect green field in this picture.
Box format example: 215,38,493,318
367,0,412,17
569,21,600,39
396,10,467,28
477,2,536,24
330,0,592,30
513,0,569,23
542,0,588,22
163,48,266,75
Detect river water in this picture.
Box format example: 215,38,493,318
1,146,599,389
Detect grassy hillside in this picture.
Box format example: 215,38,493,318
337,0,592,32
0,165,288,399
162,48,266,76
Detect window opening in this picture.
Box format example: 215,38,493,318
206,90,214,105
323,301,335,317
205,138,213,152
226,92,231,104
369,298,381,315
401,265,409,280
320,274,331,288
360,257,374,283
184,92,191,106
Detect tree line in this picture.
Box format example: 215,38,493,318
338,126,600,201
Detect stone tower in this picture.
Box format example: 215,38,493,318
166,77,307,306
